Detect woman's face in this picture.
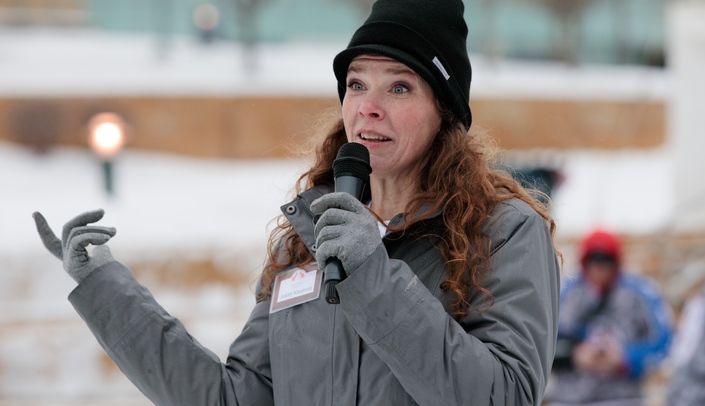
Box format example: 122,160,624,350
342,55,442,181
584,260,618,292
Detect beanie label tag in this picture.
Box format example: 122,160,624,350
432,57,450,80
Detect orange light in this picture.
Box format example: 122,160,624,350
193,4,220,31
88,112,126,159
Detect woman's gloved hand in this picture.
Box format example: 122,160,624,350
32,209,117,284
311,192,382,274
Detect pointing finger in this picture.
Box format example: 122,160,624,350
32,211,62,259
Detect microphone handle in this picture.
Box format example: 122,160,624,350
324,258,345,304
334,175,365,201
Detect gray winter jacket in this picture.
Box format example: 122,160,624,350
69,185,560,405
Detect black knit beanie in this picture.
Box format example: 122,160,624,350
333,0,472,130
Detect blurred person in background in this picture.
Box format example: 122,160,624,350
548,228,672,406
666,283,705,406
30,0,561,404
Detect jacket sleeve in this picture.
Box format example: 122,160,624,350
335,200,561,406
68,261,273,406
620,276,672,379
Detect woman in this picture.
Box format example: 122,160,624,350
32,0,561,404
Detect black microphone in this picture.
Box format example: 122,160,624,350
324,142,372,304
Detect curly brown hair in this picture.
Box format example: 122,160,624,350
258,111,559,316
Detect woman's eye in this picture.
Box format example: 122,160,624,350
349,82,364,91
392,85,409,94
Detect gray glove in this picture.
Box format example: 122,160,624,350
311,192,383,274
32,209,117,284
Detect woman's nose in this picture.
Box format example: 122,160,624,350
358,92,384,119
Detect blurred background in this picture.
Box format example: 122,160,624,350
1,0,704,405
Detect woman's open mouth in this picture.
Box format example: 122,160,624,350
359,133,391,142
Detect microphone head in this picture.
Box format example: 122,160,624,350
333,143,372,180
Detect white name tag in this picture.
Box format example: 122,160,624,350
269,265,322,313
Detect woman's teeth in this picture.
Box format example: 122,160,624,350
360,133,390,141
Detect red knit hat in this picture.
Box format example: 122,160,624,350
579,228,622,270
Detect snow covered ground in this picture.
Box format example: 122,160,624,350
0,28,675,404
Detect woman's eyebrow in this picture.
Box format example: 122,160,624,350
347,64,363,75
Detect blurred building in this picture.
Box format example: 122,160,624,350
0,0,666,62
0,0,669,158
